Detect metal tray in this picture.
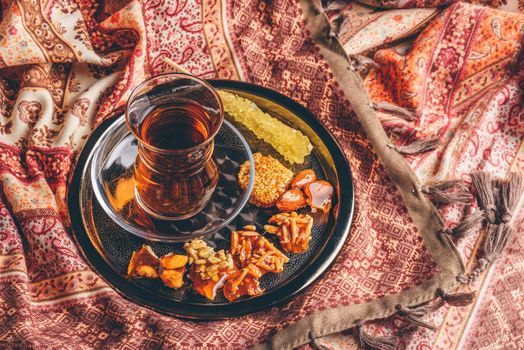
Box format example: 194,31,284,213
69,80,354,319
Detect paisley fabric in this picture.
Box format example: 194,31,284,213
320,1,524,349
0,0,521,349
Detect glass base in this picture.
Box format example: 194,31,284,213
133,186,213,221
90,115,254,242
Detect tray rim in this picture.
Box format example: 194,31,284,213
68,79,355,319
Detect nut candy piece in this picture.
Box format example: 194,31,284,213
291,169,317,189
160,269,185,289
276,189,308,212
268,212,314,253
230,230,289,275
158,253,188,289
135,265,158,278
304,180,334,213
184,239,235,300
238,153,294,208
127,245,159,278
223,266,264,302
160,254,188,270
189,266,232,300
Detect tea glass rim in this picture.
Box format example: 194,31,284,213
125,72,224,154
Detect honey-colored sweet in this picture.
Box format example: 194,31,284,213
189,266,232,300
230,230,289,274
276,189,308,212
160,269,184,289
304,180,334,213
218,90,313,164
160,254,188,270
223,266,263,302
184,239,235,300
238,153,293,208
127,245,159,278
266,212,314,253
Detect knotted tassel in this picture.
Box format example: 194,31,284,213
387,137,439,155
355,320,398,350
498,172,524,224
308,331,330,350
471,172,497,224
421,179,472,205
442,209,484,238
457,224,512,284
395,305,437,331
437,288,476,307
373,101,417,122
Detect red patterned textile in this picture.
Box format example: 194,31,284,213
319,1,524,349
0,0,522,349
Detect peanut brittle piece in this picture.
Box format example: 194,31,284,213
160,268,185,289
127,245,159,278
184,239,235,300
159,253,188,289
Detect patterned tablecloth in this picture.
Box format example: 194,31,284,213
0,0,522,349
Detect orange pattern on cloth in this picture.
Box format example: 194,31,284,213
321,1,524,350
0,1,521,350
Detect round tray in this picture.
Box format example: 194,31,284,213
69,80,354,319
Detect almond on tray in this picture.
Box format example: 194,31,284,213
290,169,317,189
276,189,308,212
266,212,314,253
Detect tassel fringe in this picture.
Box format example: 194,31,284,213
457,224,512,284
444,209,484,238
437,288,476,307
482,224,512,262
459,172,522,284
457,258,490,284
471,172,497,224
373,101,417,122
395,305,437,331
498,172,524,223
355,320,399,350
421,179,472,205
387,137,439,155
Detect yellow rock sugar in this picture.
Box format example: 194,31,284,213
218,90,313,164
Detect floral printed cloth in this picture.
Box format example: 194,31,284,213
0,0,522,349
